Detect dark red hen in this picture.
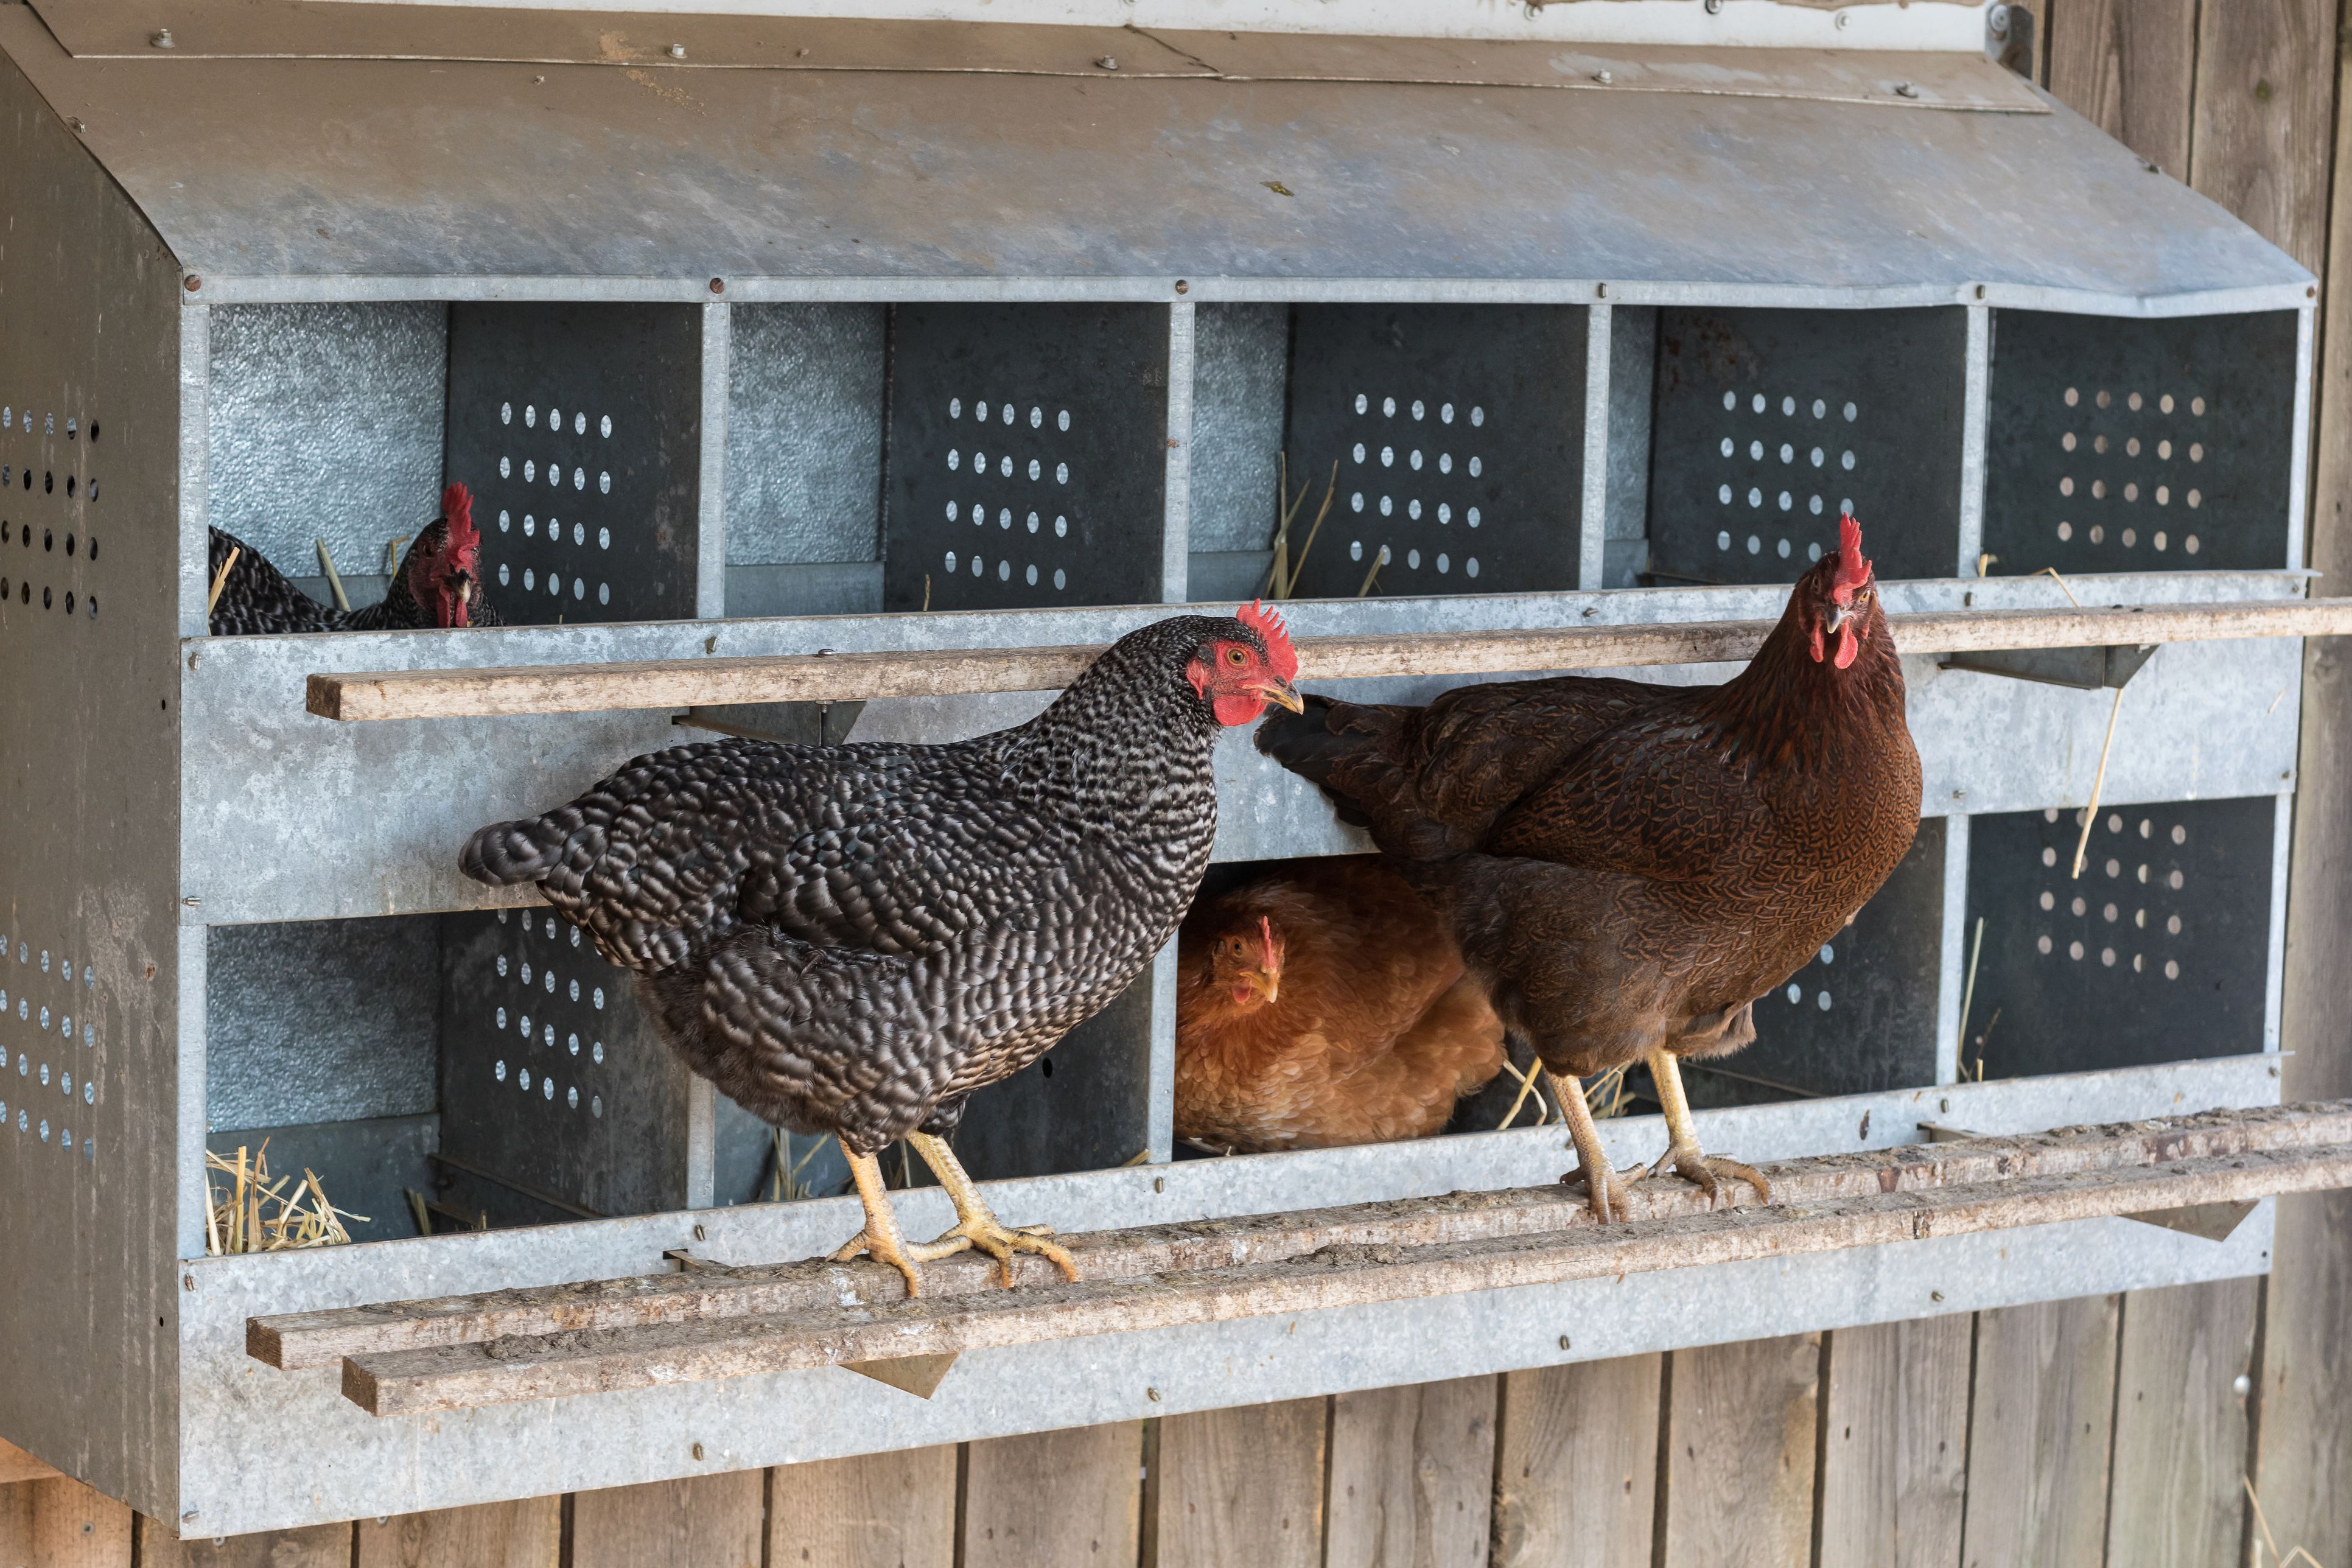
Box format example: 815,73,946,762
1258,514,1919,1220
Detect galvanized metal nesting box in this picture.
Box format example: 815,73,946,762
0,0,2320,1535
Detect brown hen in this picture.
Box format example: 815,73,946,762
1256,514,1920,1220
1175,858,1505,1152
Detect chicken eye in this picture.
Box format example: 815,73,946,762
1227,647,1247,665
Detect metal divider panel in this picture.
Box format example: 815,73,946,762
950,968,1154,1182
1647,306,1967,586
884,303,1169,612
1981,309,2298,576
436,909,693,1221
1285,305,1586,598
444,303,703,624
1964,797,2273,1080
1692,817,1948,1107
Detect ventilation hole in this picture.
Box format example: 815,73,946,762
2057,522,2073,541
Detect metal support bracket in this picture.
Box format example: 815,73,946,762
1938,642,2157,690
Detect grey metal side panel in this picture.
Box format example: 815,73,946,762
169,1053,2278,1535
204,917,438,1130
0,47,187,1521
722,304,886,572
1186,303,1288,555
178,569,2307,926
205,304,449,580
0,12,2311,308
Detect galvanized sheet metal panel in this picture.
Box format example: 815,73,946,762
0,11,2307,305
167,1053,2277,1536
177,569,2307,926
0,43,187,1522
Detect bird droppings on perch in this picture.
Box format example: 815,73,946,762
203,1142,366,1255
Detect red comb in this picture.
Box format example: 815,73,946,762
1237,600,1299,681
1832,509,1872,600
1259,915,1277,965
441,482,477,553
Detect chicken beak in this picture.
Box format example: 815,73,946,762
1822,600,1855,636
1253,677,1305,714
1242,967,1280,1006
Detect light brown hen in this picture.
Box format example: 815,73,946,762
1175,858,1505,1152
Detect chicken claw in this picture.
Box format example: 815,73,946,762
832,1149,972,1299
1640,1144,1773,1209
1639,1049,1773,1209
1545,1068,1640,1224
908,1131,1083,1287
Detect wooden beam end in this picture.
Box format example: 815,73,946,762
304,674,346,721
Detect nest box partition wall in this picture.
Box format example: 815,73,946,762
0,0,2325,1535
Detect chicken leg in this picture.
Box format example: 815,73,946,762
1547,1068,1637,1223
907,1131,1082,1287
1636,1049,1772,1208
830,1149,976,1298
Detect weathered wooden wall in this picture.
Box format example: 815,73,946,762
6,3,2347,1564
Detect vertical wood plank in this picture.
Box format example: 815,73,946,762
11,1480,133,1568
1959,1296,2120,1568
965,1422,1143,1568
1657,1334,1819,1568
2105,1279,2258,1568
1491,1356,1662,1568
570,1472,763,1568
1817,1316,1972,1568
2189,0,2339,271
1152,1399,1326,1568
1325,1376,1495,1568
769,1446,956,1568
2046,0,2199,173
0,1482,37,1568
356,1497,562,1568
135,1513,345,1568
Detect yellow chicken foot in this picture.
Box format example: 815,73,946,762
907,1131,1082,1287
1634,1049,1773,1209
1547,1068,1637,1223
829,1148,974,1298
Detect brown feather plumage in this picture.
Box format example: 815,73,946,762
1175,858,1505,1151
1255,536,1920,1083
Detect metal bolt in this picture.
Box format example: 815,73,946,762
1152,1177,1166,1192
1174,279,1189,295
1835,9,1849,26
709,277,725,295
1894,82,1920,99
691,1441,705,1459
184,275,201,293
1703,0,1721,12
668,43,686,58
1987,4,2011,37
182,1274,195,1292
1595,282,1608,299
1930,1289,1945,1302
181,896,200,908
1558,1334,1571,1350
1592,69,1612,84
2233,1374,2252,1396
1096,55,1119,69
150,28,173,48
1146,1387,1163,1402
693,1223,707,1241
1974,283,1987,299
1940,1098,1951,1113
67,117,85,133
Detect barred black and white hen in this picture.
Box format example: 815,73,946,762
460,606,1303,1293
206,483,500,635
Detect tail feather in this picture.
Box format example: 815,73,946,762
460,817,570,886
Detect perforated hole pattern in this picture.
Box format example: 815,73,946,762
0,921,103,1163
491,401,619,611
936,398,1078,594
1708,391,1856,566
482,909,609,1122
1340,394,1486,584
2029,807,2197,979
2045,387,2205,558
0,406,102,623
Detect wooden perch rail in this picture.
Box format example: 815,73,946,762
243,1102,2352,1415
305,598,2352,721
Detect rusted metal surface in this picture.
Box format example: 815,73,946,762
0,11,2303,305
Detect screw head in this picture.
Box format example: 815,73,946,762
1096,55,1119,69
184,275,202,293
1894,82,1920,99
1174,279,1189,295
1152,1177,1166,1192
669,43,687,58
693,1223,707,1241
1930,1289,1945,1302
150,27,174,47
2233,1374,2252,1396
1558,1334,1571,1350
1146,1387,1162,1402
1703,0,1721,12
709,277,725,295
1592,69,1612,84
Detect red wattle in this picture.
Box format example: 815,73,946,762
1808,624,1825,664
1212,693,1267,727
1834,623,1859,670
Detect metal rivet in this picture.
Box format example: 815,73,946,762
1096,55,1119,70
1173,279,1189,295
668,43,686,57
181,896,200,908
184,275,201,293
1146,1387,1162,1402
1703,0,1721,12
1930,1289,1945,1302
693,1223,707,1241
1592,69,1612,84
1974,284,1987,299
1558,1334,1571,1350
709,278,725,295
2233,1374,2252,1396
1595,282,1608,299
67,117,85,132
1939,1098,1951,1113
1153,1177,1166,1193
183,1274,194,1292
691,1441,705,1459
1835,9,1849,26
1894,82,1920,99
150,28,173,47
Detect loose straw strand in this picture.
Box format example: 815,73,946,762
2072,684,2126,880
206,546,242,614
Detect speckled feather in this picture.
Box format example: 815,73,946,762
463,615,1261,1154
205,521,503,636
1257,549,1920,1080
